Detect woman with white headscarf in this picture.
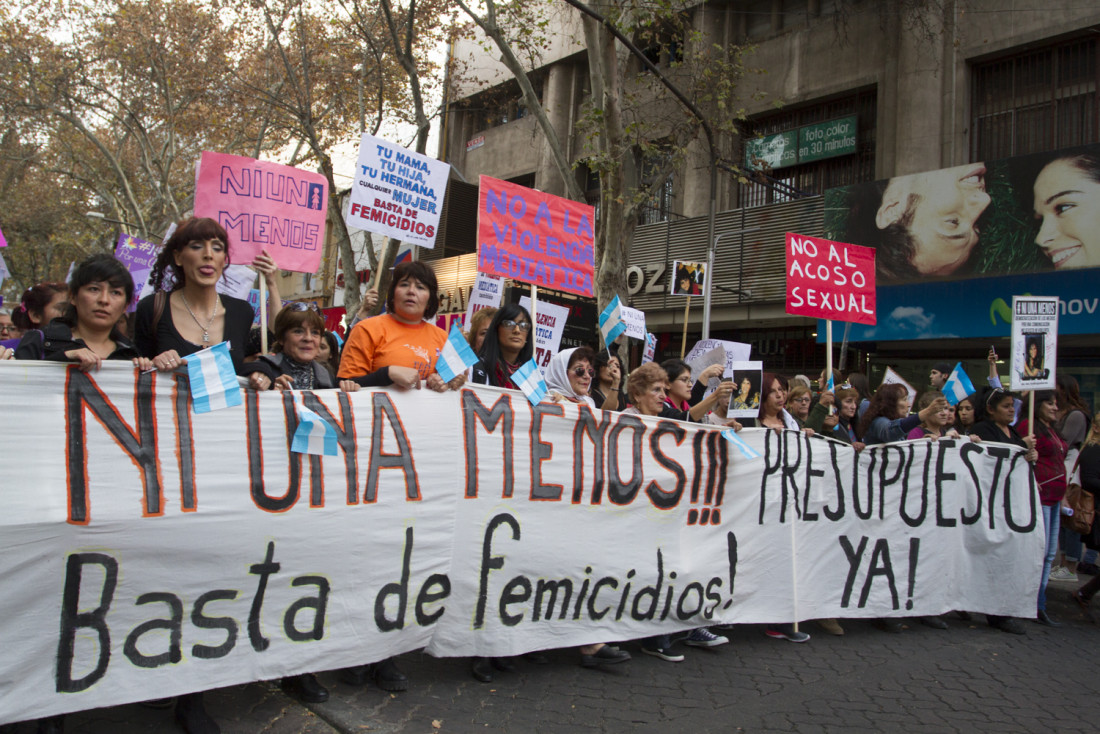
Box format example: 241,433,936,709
544,346,597,408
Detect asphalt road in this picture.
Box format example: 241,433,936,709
10,575,1100,734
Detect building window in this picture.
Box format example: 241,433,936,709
636,147,675,225
738,89,877,208
971,34,1099,161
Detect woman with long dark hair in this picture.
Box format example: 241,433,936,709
1018,390,1069,627
1072,412,1100,608
135,217,278,375
2,282,68,354
970,387,1038,634
471,303,533,388
1053,373,1093,580
858,384,948,445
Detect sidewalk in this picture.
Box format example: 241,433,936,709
14,577,1100,734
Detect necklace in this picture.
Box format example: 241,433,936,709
180,292,220,343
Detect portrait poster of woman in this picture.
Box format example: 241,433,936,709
824,142,1100,285
728,361,763,418
671,261,705,295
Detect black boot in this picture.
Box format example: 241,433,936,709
175,692,220,734
281,673,329,704
374,658,408,692
470,657,493,683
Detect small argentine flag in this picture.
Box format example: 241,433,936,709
721,428,761,460
642,332,657,364
186,342,242,413
599,295,627,346
291,401,339,456
942,362,976,405
511,358,548,406
826,373,835,392
435,323,480,383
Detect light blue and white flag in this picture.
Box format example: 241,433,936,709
599,295,627,346
721,428,761,460
942,362,976,405
826,373,835,393
291,401,339,456
435,323,480,382
642,332,657,364
512,358,548,406
186,342,242,413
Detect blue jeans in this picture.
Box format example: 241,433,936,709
1060,524,1082,563
1037,503,1060,612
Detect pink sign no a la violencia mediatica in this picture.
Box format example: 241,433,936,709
193,151,328,274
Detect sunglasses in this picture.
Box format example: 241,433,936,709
501,319,531,332
572,367,595,378
288,302,320,313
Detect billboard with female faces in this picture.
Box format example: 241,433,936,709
825,143,1100,285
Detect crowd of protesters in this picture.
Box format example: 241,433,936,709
2,216,1098,733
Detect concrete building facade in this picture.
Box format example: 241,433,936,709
433,0,1100,390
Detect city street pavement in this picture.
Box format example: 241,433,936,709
12,576,1100,734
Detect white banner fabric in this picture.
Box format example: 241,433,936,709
0,362,1043,724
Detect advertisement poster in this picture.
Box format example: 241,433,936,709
1010,295,1058,390
345,133,450,248
825,143,1100,286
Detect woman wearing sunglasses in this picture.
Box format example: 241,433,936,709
544,347,598,407
470,304,534,388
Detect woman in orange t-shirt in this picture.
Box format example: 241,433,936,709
334,260,463,692
338,261,464,393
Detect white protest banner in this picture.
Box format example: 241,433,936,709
0,251,9,280
1011,296,1058,391
464,273,504,328
346,132,450,248
727,361,763,419
881,366,917,407
621,304,647,340
520,295,569,372
0,363,1043,725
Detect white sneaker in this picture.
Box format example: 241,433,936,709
1050,566,1078,582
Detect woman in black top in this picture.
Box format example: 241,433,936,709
969,388,1038,634
133,217,280,733
15,255,150,370
243,306,357,392
470,303,534,388
1072,412,1100,606
135,217,278,374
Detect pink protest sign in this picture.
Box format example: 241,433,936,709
0,223,7,247
785,232,876,325
193,151,328,273
476,176,595,297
